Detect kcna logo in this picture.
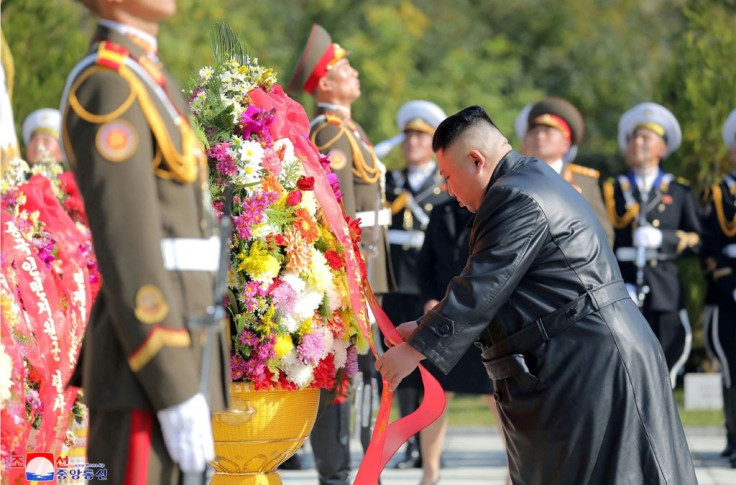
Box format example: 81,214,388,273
25,452,56,482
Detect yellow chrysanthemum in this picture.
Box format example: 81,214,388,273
274,334,294,358
238,240,280,282
298,317,313,336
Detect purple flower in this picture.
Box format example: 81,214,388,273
344,345,358,378
238,329,261,348
32,235,56,268
297,329,325,365
231,355,247,380
240,106,275,143
208,142,237,178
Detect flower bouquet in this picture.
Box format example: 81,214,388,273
188,24,372,394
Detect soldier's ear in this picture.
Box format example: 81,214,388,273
316,76,332,96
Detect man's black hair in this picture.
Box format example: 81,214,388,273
432,105,497,152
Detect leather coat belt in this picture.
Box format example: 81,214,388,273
479,280,630,381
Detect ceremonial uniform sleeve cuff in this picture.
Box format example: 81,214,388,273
406,310,456,375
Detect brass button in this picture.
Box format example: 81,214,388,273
434,187,441,195
652,219,660,227
658,204,665,212
425,203,433,212
649,259,658,267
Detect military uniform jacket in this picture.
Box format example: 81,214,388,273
562,163,614,246
310,106,395,294
385,164,450,295
406,152,696,484
603,171,701,312
61,26,229,412
701,174,736,306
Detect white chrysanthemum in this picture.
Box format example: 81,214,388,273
301,191,318,217
199,66,214,81
0,343,12,405
293,289,323,322
282,314,300,333
326,280,343,312
332,339,348,369
281,350,314,387
281,272,305,294
321,328,334,361
306,248,332,294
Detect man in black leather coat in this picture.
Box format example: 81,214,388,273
376,105,697,484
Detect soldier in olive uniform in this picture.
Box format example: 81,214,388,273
515,97,614,246
61,1,229,482
701,108,736,466
603,102,701,387
373,100,451,469
288,24,395,485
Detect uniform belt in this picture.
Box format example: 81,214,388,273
355,208,392,228
387,229,425,248
615,247,676,262
479,280,630,381
723,244,736,259
161,236,220,272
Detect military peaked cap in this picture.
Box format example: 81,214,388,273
287,24,348,95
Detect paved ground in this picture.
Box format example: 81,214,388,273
279,426,736,484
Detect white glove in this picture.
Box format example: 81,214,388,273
633,226,663,249
625,283,638,302
157,393,214,473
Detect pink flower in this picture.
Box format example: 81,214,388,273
271,280,297,314
297,330,325,365
286,190,302,206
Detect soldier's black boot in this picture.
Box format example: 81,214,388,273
724,387,736,458
721,435,735,458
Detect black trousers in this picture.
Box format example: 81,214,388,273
644,309,690,385
310,389,351,485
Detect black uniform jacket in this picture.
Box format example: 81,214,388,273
407,151,696,484
385,165,451,295
603,171,701,312
702,175,736,306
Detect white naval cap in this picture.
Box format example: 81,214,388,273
22,108,61,147
618,102,681,158
374,100,447,158
723,109,736,148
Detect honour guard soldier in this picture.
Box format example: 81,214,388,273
374,100,451,469
603,102,701,387
515,97,614,245
61,1,229,482
22,108,65,164
701,108,736,466
288,24,395,485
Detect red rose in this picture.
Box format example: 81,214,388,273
286,190,302,206
297,176,315,191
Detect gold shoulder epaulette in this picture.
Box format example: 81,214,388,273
569,163,600,179
311,119,347,151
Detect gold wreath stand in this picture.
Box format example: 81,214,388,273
210,383,320,484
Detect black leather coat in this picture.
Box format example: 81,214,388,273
407,151,696,484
